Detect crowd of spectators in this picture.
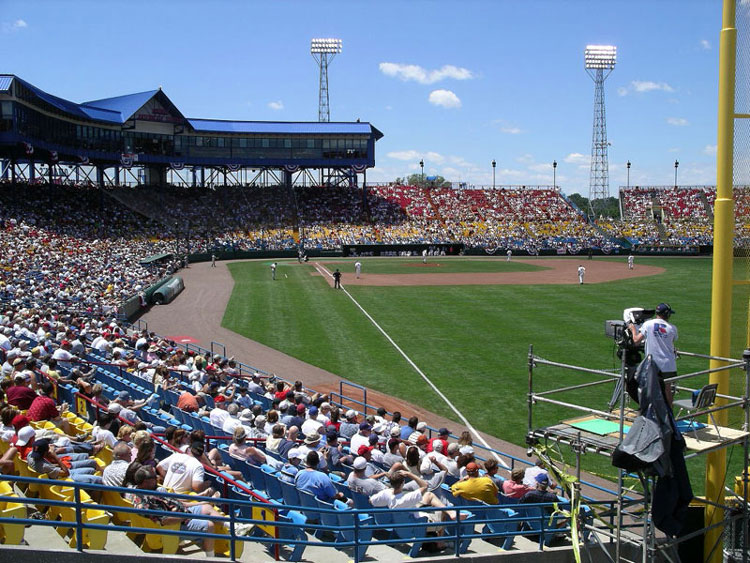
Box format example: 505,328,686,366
0,299,568,554
3,181,750,321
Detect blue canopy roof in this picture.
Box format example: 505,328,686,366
188,118,383,137
83,90,160,122
1,75,382,139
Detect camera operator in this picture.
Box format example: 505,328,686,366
629,303,678,405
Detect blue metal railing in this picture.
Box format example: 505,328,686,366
0,473,621,562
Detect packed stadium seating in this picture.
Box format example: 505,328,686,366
7,178,748,558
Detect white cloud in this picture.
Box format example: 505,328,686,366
632,80,674,93
667,117,689,126
619,80,675,96
2,19,27,33
564,153,589,165
704,144,717,155
386,150,445,164
501,126,521,135
428,89,461,108
267,100,284,110
515,154,534,165
700,39,711,50
379,62,474,85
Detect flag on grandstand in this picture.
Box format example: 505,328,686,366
120,154,134,168
23,142,33,155
352,164,367,173
284,164,299,173
227,163,241,172
78,155,89,165
49,150,58,163
170,162,185,170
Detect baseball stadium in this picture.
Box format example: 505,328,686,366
0,3,750,563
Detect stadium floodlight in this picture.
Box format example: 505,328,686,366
584,44,616,218
310,38,342,55
311,38,343,122
584,45,617,70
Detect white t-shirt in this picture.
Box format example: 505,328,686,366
639,318,678,372
92,426,117,448
158,452,205,493
209,407,230,429
370,487,422,509
301,418,323,438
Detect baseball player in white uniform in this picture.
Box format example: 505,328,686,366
577,265,586,284
354,261,362,278
628,255,634,270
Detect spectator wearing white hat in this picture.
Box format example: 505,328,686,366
278,448,305,484
228,426,266,465
339,409,359,440
347,456,388,496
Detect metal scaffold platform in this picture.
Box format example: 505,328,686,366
525,343,750,563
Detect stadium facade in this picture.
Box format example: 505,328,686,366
0,74,382,186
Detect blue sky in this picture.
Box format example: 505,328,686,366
1,0,725,195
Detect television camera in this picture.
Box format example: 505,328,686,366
605,307,655,405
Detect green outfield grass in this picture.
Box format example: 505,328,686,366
318,257,545,274
222,256,750,491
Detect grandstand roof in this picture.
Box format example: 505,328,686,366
1,74,383,137
187,118,383,137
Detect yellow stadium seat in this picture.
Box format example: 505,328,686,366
44,484,109,549
0,480,25,545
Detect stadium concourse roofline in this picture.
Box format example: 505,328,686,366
0,74,382,175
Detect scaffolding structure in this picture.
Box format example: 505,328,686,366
525,344,750,563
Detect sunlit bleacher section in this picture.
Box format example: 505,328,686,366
0,302,615,560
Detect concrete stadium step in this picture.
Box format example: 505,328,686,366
18,516,580,561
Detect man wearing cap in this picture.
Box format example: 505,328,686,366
520,473,561,516
450,462,499,504
428,428,451,454
347,456,388,496
297,432,327,469
236,387,253,410
209,397,231,429
630,302,678,404
350,422,372,455
295,450,349,504
301,406,324,438
339,410,359,440
408,421,428,445
278,448,305,483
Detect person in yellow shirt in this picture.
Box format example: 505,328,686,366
450,462,499,505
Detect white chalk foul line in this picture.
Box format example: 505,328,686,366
314,262,510,469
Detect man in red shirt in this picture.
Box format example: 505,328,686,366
6,374,38,410
177,389,202,413
27,381,73,434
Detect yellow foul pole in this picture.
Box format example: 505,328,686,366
705,1,736,561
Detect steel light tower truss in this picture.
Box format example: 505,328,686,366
584,45,616,217
311,38,342,122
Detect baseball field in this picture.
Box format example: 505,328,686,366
221,255,750,487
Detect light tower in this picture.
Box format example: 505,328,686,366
584,44,616,218
311,38,342,122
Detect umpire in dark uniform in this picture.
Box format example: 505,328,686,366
332,269,342,289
